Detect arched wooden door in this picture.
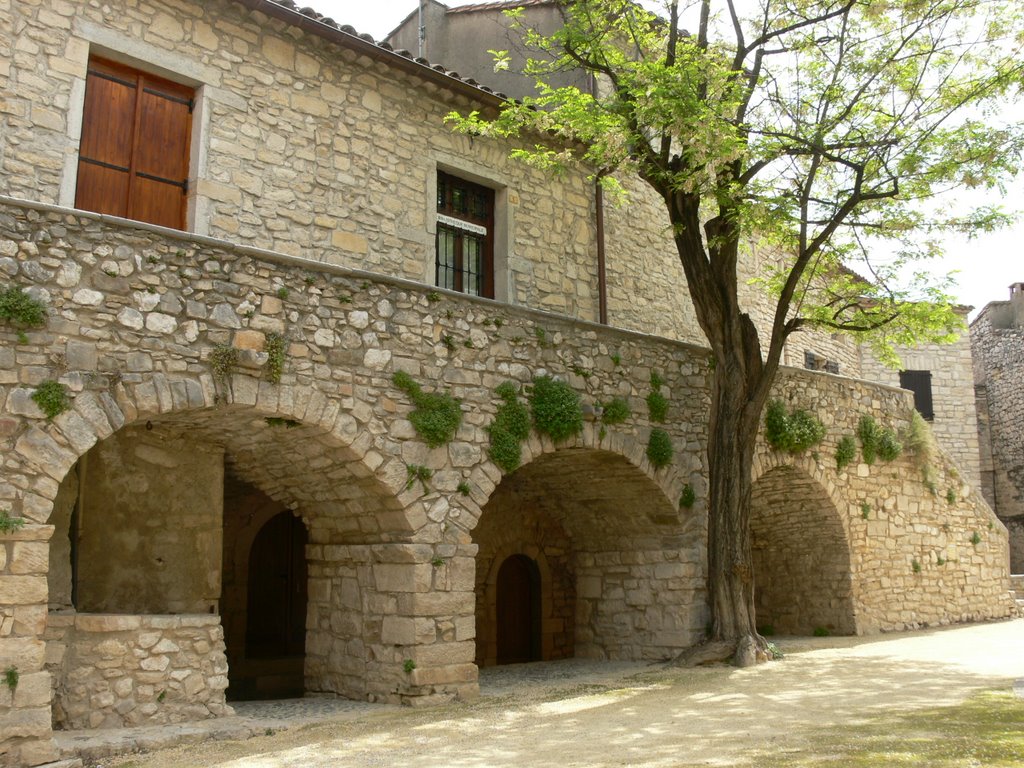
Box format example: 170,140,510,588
496,554,541,664
246,511,307,658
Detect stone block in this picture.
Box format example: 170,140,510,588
9,542,49,575
380,616,416,646
373,563,434,593
0,637,45,668
0,575,47,605
75,615,142,632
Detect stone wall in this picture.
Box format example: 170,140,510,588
761,368,1014,633
860,323,982,493
44,613,230,730
971,297,1024,572
71,427,224,615
0,199,1017,764
0,0,604,322
0,525,56,768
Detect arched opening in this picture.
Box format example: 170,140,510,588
751,464,856,636
220,474,309,701
42,404,409,729
474,447,705,666
495,554,541,664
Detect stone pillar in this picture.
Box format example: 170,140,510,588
0,524,59,767
305,541,478,705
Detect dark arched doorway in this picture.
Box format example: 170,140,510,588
224,494,309,701
496,554,541,664
246,511,308,659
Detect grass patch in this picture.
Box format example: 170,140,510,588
746,689,1024,767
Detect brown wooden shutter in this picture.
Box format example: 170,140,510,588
76,57,193,230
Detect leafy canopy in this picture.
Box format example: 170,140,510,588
448,0,1024,365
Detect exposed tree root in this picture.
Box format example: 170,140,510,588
670,634,774,668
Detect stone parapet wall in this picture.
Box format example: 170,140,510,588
44,612,230,730
765,368,1017,632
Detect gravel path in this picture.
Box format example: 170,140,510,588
98,619,1024,768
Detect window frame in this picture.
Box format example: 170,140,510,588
74,55,195,230
435,170,496,298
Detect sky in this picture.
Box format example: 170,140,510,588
309,0,1023,318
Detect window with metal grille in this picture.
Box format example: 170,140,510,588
436,171,494,298
75,57,193,230
899,369,934,420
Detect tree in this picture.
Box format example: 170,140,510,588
448,0,1024,663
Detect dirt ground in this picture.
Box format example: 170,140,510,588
105,618,1024,768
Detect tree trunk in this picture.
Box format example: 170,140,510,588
705,359,763,657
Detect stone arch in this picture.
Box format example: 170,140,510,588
472,433,707,664
750,455,856,636
10,373,414,529
19,370,431,729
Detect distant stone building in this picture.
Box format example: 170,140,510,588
972,283,1024,572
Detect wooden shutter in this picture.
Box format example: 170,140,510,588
76,57,193,230
899,370,934,420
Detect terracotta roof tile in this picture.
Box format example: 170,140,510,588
448,0,556,13
238,0,510,102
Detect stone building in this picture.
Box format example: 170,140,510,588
0,1,1016,766
972,283,1024,572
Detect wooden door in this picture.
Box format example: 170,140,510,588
246,512,308,658
496,554,541,664
75,57,192,230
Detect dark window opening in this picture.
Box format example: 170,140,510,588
75,56,193,230
805,351,839,375
899,369,934,421
436,171,494,298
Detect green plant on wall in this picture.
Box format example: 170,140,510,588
0,285,47,342
905,410,937,488
393,371,462,448
876,428,903,462
765,400,826,454
405,464,433,492
209,344,237,385
600,396,631,426
265,417,300,429
857,415,879,464
647,428,674,469
679,484,696,509
3,665,17,692
646,371,669,423
0,510,26,534
857,414,902,464
529,375,583,442
487,381,532,473
264,332,286,384
835,435,857,470
31,380,70,420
